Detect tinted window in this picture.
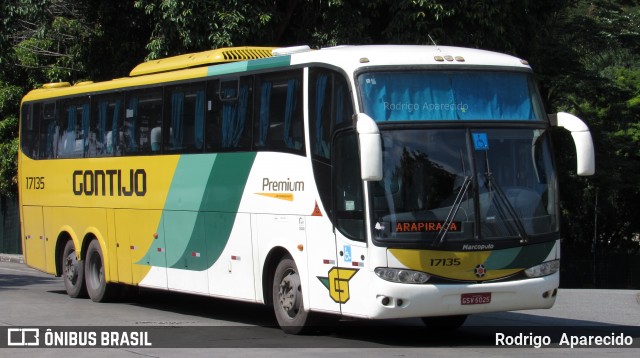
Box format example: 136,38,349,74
254,70,304,153
214,77,253,150
38,102,58,159
309,68,352,161
20,103,38,159
58,97,90,158
124,89,163,155
92,94,123,157
165,83,206,153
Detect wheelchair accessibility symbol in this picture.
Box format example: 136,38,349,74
472,133,489,151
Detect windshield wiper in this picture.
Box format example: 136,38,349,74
434,175,472,247
483,159,530,244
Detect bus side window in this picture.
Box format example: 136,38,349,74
309,68,354,220
309,68,352,162
92,95,122,157
20,103,38,159
38,102,58,159
254,70,304,154
165,83,206,153
217,77,252,150
56,98,89,159
205,79,221,151
333,130,365,241
125,89,162,155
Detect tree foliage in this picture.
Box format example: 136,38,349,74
0,0,638,251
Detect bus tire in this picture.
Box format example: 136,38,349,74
272,255,310,334
85,239,119,302
62,240,87,298
421,314,468,330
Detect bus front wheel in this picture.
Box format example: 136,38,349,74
272,255,310,334
85,240,119,302
62,240,87,298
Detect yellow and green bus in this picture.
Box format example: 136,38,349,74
18,45,595,334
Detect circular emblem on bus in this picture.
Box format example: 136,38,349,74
474,264,487,278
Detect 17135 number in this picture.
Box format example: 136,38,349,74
25,176,45,190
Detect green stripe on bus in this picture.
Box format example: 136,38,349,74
162,154,217,267
484,241,556,270
207,62,248,77
206,56,291,77
246,56,291,71
175,152,256,270
138,152,256,271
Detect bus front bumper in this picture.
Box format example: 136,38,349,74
364,272,559,320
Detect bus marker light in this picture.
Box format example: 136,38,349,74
153,233,158,239
297,244,304,252
231,255,240,261
323,259,335,265
191,252,200,257
157,248,165,253
130,246,137,250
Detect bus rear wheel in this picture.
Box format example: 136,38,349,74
85,240,119,302
62,240,87,298
272,255,311,334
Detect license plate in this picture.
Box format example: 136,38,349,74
461,292,491,305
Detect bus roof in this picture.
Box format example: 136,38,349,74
22,45,531,103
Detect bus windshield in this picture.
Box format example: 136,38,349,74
358,71,544,121
371,128,558,247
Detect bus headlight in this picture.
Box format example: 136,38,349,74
524,260,560,278
375,267,431,284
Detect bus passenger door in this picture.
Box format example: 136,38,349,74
22,206,47,272
332,130,369,317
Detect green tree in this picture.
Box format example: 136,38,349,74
549,1,640,255
0,0,638,256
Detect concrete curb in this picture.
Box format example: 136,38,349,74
0,254,24,264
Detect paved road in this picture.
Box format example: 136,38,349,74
0,261,638,357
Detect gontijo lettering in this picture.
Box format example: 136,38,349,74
72,169,147,196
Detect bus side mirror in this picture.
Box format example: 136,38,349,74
355,113,383,181
549,112,595,176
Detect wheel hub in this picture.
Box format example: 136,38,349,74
64,253,77,282
278,272,300,316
